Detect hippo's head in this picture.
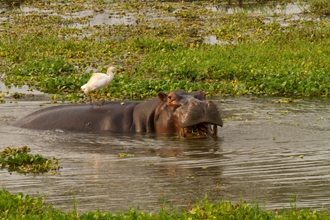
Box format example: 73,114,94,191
157,90,223,137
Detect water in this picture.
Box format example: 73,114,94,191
0,81,44,96
0,95,329,213
0,1,327,212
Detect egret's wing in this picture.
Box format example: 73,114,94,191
88,73,109,91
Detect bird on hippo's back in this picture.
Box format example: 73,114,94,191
81,66,116,106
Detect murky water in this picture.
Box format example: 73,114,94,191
0,94,329,213
0,1,328,213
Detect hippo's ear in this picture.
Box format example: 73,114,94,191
196,90,206,100
158,92,168,102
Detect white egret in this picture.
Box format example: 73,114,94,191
81,66,116,105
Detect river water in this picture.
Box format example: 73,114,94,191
0,92,329,213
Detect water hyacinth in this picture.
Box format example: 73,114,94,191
0,189,329,219
0,146,61,174
0,0,329,103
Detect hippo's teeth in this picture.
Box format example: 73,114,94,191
198,127,207,136
212,125,218,136
180,128,186,138
180,123,218,138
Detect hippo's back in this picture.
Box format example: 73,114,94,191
13,101,140,133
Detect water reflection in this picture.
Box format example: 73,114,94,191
57,134,224,212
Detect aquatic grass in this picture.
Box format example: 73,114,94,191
135,43,330,96
1,0,330,101
0,188,329,219
0,188,79,219
308,0,330,16
0,188,55,217
134,18,330,97
0,146,61,174
4,56,83,93
109,75,224,99
183,196,330,219
0,0,28,7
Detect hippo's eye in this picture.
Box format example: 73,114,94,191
168,95,172,100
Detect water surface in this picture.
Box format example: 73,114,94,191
0,95,329,213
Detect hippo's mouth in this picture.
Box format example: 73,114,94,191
179,123,219,138
176,99,223,138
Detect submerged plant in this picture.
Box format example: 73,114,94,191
0,146,61,174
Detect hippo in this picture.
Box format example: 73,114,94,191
13,90,223,137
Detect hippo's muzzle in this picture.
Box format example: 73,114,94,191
177,100,223,137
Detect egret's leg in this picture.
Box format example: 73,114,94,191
96,91,105,106
95,91,100,106
89,93,93,105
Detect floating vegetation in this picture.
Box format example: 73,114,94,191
309,0,330,16
270,98,302,103
118,153,135,158
0,93,4,103
0,146,61,174
0,0,329,102
0,0,27,7
11,92,25,99
0,187,329,219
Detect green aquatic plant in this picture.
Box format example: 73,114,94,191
0,146,61,174
0,0,330,101
0,188,329,219
0,0,27,7
10,92,24,99
4,57,79,93
309,0,330,16
0,93,5,103
183,196,330,219
0,188,65,218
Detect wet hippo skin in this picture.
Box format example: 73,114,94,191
13,90,223,137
